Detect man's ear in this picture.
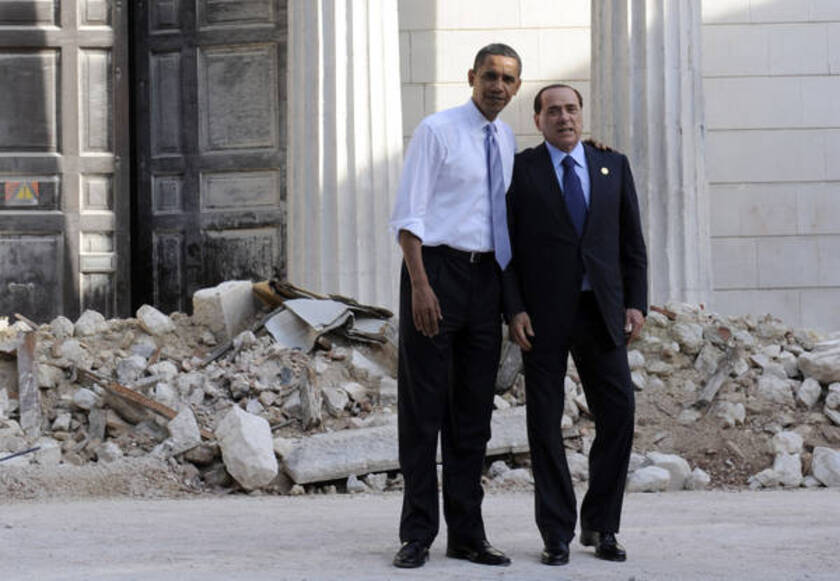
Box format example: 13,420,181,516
533,113,541,132
468,69,476,87
512,78,522,95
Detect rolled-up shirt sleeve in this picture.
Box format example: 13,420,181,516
389,122,445,243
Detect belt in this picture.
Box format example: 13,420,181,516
424,245,494,264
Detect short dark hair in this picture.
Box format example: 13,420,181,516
533,83,583,113
472,43,522,77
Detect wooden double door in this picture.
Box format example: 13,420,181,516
0,0,287,322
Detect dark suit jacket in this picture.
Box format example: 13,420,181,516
502,142,648,347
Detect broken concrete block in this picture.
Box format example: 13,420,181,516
136,304,176,336
96,441,123,463
273,436,296,461
72,388,100,410
714,401,746,428
493,395,510,410
323,386,349,416
49,315,75,339
812,446,840,487
284,424,398,484
148,361,179,383
74,309,106,337
495,341,522,392
627,349,645,370
52,412,72,432
130,335,158,359
153,382,179,409
245,398,265,416
55,339,87,367
116,355,147,384
364,473,387,492
348,350,387,383
193,280,256,340
346,474,368,493
686,467,711,490
626,465,670,492
757,375,796,407
258,391,277,408
33,437,62,466
567,452,589,482
797,378,822,409
88,408,107,441
37,364,63,389
798,344,840,384
283,407,528,484
773,453,803,487
646,451,691,490
771,431,804,455
215,406,278,490
342,381,368,402
168,407,201,454
378,376,398,406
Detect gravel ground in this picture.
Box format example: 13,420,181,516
2,488,839,580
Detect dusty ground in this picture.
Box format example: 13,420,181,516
2,489,838,580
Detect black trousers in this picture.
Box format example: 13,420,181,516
397,246,502,546
523,291,634,546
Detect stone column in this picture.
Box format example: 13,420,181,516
591,0,712,306
287,0,403,309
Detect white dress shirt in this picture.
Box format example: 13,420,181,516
389,99,516,252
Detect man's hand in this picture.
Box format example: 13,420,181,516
583,138,614,152
510,311,535,351
412,282,442,337
624,308,644,343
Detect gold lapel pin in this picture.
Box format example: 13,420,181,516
600,167,609,175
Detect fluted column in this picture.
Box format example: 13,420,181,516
287,0,403,309
591,0,712,305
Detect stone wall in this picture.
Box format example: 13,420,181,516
702,0,840,331
396,0,840,332
398,0,592,148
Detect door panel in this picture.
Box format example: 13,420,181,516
0,0,128,321
133,0,287,314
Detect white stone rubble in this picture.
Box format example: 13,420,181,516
215,406,278,490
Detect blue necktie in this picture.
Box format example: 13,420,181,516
485,124,511,269
561,155,587,236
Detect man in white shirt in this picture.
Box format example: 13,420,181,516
388,43,521,569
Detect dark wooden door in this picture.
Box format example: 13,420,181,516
132,0,287,314
0,0,129,321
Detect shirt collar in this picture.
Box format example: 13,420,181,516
545,140,586,169
466,98,500,132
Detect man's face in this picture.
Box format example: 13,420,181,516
468,55,522,121
534,87,583,152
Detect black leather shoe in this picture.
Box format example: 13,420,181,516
580,530,627,562
393,541,429,568
540,541,570,565
446,539,511,566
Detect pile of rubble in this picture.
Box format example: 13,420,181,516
1,284,839,499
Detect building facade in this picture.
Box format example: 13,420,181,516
1,0,838,330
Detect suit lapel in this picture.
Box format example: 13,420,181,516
583,144,597,238
531,142,578,236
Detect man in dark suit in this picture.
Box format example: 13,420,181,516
503,83,648,566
